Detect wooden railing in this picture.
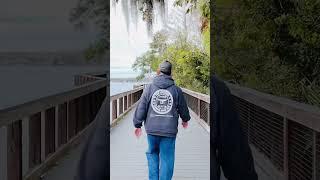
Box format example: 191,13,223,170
227,83,320,180
182,88,210,132
118,81,320,179
74,72,106,86
0,73,106,180
110,87,144,127
109,84,210,132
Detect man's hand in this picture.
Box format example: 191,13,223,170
182,121,188,129
134,128,142,138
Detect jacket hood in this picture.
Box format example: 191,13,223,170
152,74,175,89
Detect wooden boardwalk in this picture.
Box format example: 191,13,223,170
110,109,210,180
41,107,269,180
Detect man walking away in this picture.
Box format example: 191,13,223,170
133,60,191,180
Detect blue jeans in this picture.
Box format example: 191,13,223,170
146,135,176,180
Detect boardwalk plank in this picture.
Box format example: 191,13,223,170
41,107,270,180
110,108,210,180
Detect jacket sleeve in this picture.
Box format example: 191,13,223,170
177,88,191,122
215,79,258,180
133,85,150,128
74,99,109,180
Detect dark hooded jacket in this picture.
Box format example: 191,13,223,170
133,74,191,137
211,76,258,180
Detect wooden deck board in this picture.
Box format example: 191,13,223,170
42,107,270,180
110,108,210,180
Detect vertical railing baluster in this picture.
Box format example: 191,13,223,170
207,103,210,125
22,117,29,177
6,121,22,180
0,126,8,180
117,98,120,117
66,101,69,141
68,100,76,139
127,94,129,109
55,105,59,150
283,117,289,180
119,97,123,115
112,99,117,121
313,131,317,180
248,103,251,143
197,99,200,117
59,103,68,146
124,95,128,111
45,108,55,157
131,93,133,106
41,111,46,162
29,113,41,170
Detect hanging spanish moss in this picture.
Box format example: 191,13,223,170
70,0,203,60
114,0,166,36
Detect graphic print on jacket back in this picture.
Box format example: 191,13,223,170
133,74,191,137
151,89,173,115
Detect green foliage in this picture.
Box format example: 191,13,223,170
132,51,159,80
174,0,210,18
84,39,108,60
133,32,209,94
202,23,210,56
69,0,110,60
132,0,211,94
213,0,320,105
174,0,210,32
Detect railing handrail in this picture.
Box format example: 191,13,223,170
227,82,320,131
75,72,107,81
181,88,210,103
110,86,144,101
0,77,106,128
120,83,210,102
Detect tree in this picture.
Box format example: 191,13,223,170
133,31,209,94
213,0,320,105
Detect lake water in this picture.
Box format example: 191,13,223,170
110,82,135,96
0,65,107,109
0,65,140,110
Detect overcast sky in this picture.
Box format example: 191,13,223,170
110,1,152,69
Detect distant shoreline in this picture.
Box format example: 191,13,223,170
0,51,108,65
110,78,137,82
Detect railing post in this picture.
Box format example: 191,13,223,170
41,111,46,162
112,99,117,121
116,98,119,117
127,94,129,109
197,99,201,117
313,131,317,180
58,103,68,146
66,102,69,141
123,96,125,112
0,126,8,180
132,93,134,104
283,117,289,180
22,117,29,176
7,121,22,180
124,95,128,111
55,105,59,150
248,104,251,143
207,103,210,125
119,97,123,115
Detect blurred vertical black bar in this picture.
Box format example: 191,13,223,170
210,0,215,179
